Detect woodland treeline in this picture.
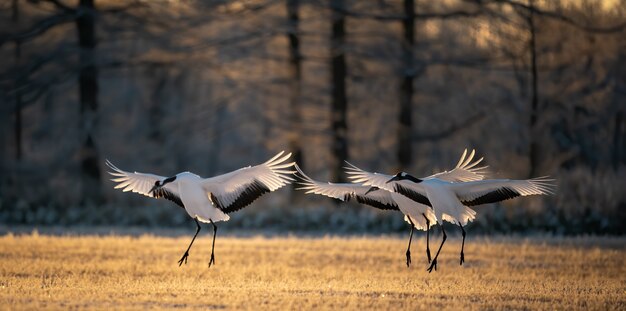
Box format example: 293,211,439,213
0,0,624,234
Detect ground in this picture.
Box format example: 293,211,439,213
0,231,624,310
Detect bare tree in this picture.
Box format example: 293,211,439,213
612,49,626,170
526,0,540,177
484,0,626,174
76,0,102,202
330,0,349,182
12,0,22,161
0,0,147,203
287,0,304,171
397,0,416,170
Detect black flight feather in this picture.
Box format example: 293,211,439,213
394,184,432,207
211,179,270,214
461,187,521,206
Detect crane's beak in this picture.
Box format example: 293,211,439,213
386,176,399,184
364,187,377,195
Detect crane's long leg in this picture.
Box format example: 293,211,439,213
405,217,415,268
459,223,466,266
178,217,201,266
208,220,217,268
427,225,446,273
423,213,431,263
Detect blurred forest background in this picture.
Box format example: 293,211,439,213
0,0,624,234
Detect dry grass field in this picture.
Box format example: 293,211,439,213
0,232,624,310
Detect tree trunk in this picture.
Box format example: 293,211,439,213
11,0,18,21
76,0,102,203
397,0,415,170
287,0,304,195
149,66,167,144
527,0,540,177
613,112,624,170
208,101,226,176
613,48,626,170
14,44,22,162
13,1,21,161
14,87,22,161
330,0,348,183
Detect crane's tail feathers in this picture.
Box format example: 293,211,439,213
442,207,476,227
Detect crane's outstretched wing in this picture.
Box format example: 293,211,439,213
344,162,395,190
450,177,556,206
424,149,488,182
105,160,183,207
294,164,398,211
201,151,296,214
344,162,431,207
344,149,488,206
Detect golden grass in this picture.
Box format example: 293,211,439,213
0,232,624,310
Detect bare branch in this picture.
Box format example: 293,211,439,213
99,1,146,14
38,0,76,12
320,0,485,21
414,114,487,141
0,11,77,47
488,0,626,33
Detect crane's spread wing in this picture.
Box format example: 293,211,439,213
294,164,398,211
105,160,183,207
392,182,432,207
353,189,400,211
344,162,395,191
201,151,295,214
424,149,489,182
450,177,556,206
344,162,431,207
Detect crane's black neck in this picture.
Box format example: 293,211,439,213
163,176,177,185
400,173,422,183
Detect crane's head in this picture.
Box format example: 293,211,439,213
149,176,177,194
386,172,422,184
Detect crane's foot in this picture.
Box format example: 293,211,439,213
208,253,215,268
426,258,438,273
178,251,189,266
460,252,465,266
405,250,412,268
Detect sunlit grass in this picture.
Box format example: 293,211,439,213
0,232,624,310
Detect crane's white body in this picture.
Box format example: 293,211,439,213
419,178,476,226
106,151,296,224
347,163,554,226
175,172,230,223
346,150,554,271
295,149,488,230
345,149,490,226
295,150,490,268
294,165,436,230
106,151,296,267
391,192,436,230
